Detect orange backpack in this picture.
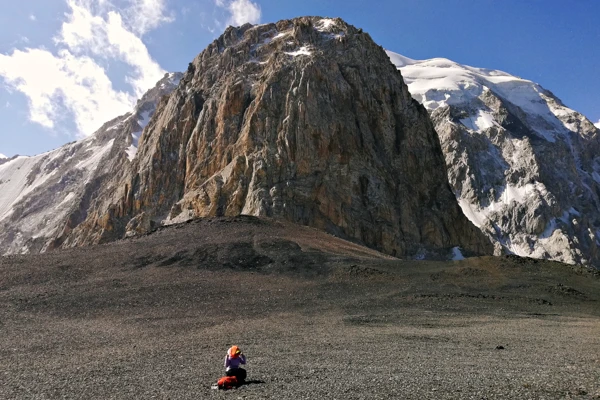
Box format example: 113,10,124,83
217,375,238,390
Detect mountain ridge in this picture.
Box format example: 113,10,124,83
388,50,600,267
59,16,492,259
2,17,599,267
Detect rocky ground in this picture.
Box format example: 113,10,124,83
1,216,599,399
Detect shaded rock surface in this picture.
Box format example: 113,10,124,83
63,17,491,259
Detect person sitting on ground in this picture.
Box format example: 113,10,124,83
224,345,247,382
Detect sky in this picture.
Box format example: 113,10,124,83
0,0,599,157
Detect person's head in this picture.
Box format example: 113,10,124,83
228,345,241,358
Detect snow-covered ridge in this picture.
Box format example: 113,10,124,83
0,135,115,254
388,50,600,267
387,50,593,144
0,153,7,159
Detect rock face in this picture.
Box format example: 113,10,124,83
389,52,600,266
0,73,181,255
63,17,491,259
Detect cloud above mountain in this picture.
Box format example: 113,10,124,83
216,0,261,27
595,120,600,129
0,0,171,137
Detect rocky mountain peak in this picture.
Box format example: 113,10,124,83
62,17,492,259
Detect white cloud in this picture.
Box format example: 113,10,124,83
29,14,36,21
5,101,10,108
0,48,133,133
125,0,174,35
595,120,600,129
58,1,166,98
216,0,261,27
0,0,172,138
0,153,7,159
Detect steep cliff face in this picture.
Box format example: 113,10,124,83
64,17,491,259
389,52,600,266
0,73,181,255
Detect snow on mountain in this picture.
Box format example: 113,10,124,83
0,136,116,254
388,50,600,267
0,73,182,255
0,153,7,159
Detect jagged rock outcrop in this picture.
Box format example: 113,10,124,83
0,73,181,254
63,17,492,259
389,52,600,266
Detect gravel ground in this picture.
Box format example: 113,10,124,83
1,216,599,399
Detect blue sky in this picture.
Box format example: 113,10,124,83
0,0,599,157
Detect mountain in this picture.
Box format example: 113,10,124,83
58,17,491,259
388,51,600,267
0,72,182,255
0,153,7,159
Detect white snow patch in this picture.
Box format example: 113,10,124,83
458,198,488,229
285,46,311,57
0,153,7,159
125,132,141,162
58,192,76,206
273,31,290,40
123,109,152,163
137,110,152,131
126,145,138,162
386,52,417,68
460,110,497,131
457,182,547,229
75,139,114,172
316,18,337,32
106,121,123,131
499,183,536,204
451,247,465,261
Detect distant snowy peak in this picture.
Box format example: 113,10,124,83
387,50,597,143
387,49,600,267
0,153,7,159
